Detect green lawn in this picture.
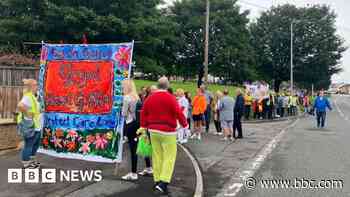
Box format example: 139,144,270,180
134,80,239,96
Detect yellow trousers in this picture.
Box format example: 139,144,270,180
150,132,177,183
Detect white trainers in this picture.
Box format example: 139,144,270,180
122,136,128,144
217,132,223,136
22,161,39,169
190,134,197,139
138,168,153,176
221,137,228,141
30,156,41,167
122,172,138,181
197,134,201,140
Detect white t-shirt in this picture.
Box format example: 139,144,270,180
20,96,32,111
122,95,137,124
178,96,189,119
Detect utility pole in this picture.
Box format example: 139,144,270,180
290,22,294,96
204,0,210,84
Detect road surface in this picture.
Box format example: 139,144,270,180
240,95,350,197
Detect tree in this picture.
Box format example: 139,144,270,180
169,0,256,83
251,4,346,92
0,0,175,74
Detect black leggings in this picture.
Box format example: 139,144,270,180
187,118,191,129
125,121,151,173
214,120,221,133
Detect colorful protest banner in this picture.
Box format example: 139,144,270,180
37,42,134,163
244,81,270,99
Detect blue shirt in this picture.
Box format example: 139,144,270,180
313,96,332,112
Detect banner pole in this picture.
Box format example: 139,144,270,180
128,40,135,79
114,162,120,176
115,40,134,174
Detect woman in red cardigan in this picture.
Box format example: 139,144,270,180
140,77,188,195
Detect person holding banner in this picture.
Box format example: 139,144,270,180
121,80,152,181
140,77,188,194
17,79,42,169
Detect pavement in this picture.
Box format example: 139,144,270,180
184,120,293,197
0,116,294,197
238,95,350,197
0,142,196,197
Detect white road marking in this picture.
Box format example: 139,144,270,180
334,97,349,121
225,183,243,196
221,119,300,197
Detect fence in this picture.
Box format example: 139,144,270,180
0,86,23,119
0,66,39,119
0,120,20,150
0,66,39,86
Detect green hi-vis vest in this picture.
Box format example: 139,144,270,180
17,92,40,130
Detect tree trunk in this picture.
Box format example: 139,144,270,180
274,80,281,93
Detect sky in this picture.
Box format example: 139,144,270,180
163,0,350,83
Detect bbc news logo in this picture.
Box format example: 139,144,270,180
8,168,103,183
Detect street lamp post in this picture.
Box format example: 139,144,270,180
290,22,294,96
204,0,210,84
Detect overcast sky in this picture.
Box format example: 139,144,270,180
164,0,350,83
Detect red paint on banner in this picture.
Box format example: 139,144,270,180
45,60,113,114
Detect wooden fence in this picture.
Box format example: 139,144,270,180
0,66,39,119
0,66,39,86
0,86,23,119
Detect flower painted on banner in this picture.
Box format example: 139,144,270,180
94,134,108,150
67,130,78,139
53,137,63,149
42,136,49,148
86,135,95,144
66,141,77,152
55,129,64,138
79,142,91,155
62,139,68,147
123,70,129,78
77,135,83,142
44,128,51,136
106,131,113,140
115,47,131,69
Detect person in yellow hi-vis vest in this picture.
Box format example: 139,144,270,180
288,94,298,116
244,91,253,120
17,79,42,169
